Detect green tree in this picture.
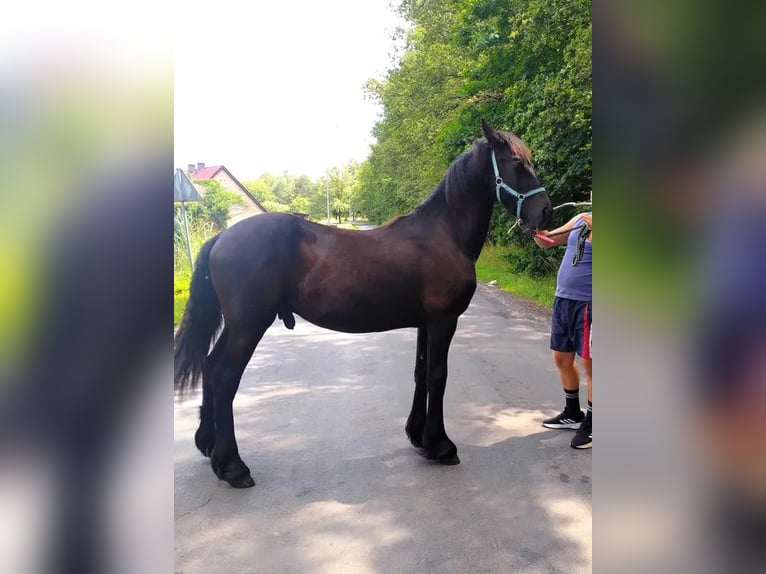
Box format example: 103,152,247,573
293,175,315,199
359,0,591,266
272,176,294,205
184,179,244,231
243,174,277,203
241,167,366,223
289,195,311,214
309,176,331,221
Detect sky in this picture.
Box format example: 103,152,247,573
174,1,406,180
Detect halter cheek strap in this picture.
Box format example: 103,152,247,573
491,149,546,219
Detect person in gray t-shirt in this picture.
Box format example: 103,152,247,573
534,210,592,449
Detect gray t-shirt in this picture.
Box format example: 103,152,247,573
555,213,592,301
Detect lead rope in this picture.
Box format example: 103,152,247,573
571,222,591,267
507,200,592,234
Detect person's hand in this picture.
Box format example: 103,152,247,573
580,213,592,228
534,230,555,245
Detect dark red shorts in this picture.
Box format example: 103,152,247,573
550,297,592,359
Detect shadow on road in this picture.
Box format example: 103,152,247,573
175,288,591,573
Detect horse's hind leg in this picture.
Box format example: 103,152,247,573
406,327,428,448
422,317,460,465
209,318,273,488
195,328,228,457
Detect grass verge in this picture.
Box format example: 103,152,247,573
476,244,556,309
174,277,189,327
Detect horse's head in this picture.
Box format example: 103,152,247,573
481,120,552,230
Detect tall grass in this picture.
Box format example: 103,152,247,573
174,216,218,326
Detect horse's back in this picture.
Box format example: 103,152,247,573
207,213,478,333
208,214,383,325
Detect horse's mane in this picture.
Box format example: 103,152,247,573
382,214,408,227
443,131,533,207
497,130,533,165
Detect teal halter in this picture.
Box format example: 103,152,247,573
491,149,546,219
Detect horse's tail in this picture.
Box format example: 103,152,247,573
174,234,223,396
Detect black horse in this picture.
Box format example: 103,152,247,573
174,121,552,488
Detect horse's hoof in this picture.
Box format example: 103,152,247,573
420,447,459,464
228,474,256,488
195,430,215,458
439,452,460,465
409,437,424,449
406,429,424,449
211,455,252,487
421,437,459,465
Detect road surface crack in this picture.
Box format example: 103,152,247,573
175,495,213,521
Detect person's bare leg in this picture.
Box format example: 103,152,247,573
553,351,579,390
543,351,584,429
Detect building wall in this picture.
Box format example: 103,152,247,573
212,171,265,226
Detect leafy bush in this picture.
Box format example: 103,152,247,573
502,245,561,278
183,180,244,231
261,200,289,213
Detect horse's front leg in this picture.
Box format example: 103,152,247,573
405,326,428,448
422,317,460,465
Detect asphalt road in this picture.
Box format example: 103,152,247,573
174,284,592,574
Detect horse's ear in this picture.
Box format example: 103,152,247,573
481,120,503,149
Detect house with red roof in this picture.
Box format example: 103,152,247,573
185,162,266,226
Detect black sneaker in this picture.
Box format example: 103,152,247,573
570,418,592,449
542,409,584,429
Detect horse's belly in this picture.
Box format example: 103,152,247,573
295,301,420,333
292,260,424,332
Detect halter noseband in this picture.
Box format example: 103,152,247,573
491,149,546,219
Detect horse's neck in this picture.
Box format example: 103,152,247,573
445,160,493,261
450,196,493,261
413,174,493,261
